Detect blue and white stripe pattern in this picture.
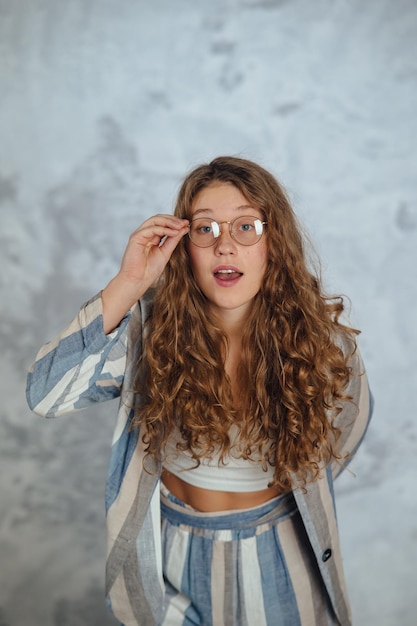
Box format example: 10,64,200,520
160,485,338,625
26,290,372,626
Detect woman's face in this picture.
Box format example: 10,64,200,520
187,182,267,325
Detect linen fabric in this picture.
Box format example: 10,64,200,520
160,483,338,625
26,289,372,626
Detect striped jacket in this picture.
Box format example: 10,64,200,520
26,291,372,626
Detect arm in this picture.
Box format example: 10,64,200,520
330,333,374,480
26,292,131,417
101,215,189,334
27,214,189,418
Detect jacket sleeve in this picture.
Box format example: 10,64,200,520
330,331,374,480
26,292,133,418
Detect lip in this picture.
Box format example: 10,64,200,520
213,265,242,274
213,265,243,287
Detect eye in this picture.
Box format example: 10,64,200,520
239,221,254,232
199,224,213,234
236,218,257,233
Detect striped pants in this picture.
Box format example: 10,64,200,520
159,485,338,626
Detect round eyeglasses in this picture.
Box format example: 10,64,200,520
188,215,267,248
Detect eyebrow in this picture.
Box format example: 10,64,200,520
192,204,258,217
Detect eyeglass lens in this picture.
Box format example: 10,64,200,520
189,216,265,247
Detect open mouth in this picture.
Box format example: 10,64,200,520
214,268,243,281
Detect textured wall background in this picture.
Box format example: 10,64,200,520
1,1,416,624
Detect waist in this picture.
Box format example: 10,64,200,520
161,469,281,512
160,481,297,532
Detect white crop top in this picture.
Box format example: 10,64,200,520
162,426,275,492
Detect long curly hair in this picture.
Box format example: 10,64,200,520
133,156,359,491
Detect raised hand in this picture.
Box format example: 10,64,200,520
102,215,189,333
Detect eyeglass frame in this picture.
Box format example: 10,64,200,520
187,215,268,248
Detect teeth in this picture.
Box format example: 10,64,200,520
217,269,235,273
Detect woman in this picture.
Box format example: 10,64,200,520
27,156,372,626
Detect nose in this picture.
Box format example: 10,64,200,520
214,224,237,255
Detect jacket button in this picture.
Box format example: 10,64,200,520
322,548,332,562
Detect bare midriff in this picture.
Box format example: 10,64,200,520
161,468,281,513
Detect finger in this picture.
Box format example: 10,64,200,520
132,221,188,246
135,215,188,235
157,225,189,256
159,223,189,245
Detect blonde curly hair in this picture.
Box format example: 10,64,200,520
133,156,359,491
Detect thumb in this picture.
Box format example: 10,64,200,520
159,226,188,259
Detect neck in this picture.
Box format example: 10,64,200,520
211,306,250,342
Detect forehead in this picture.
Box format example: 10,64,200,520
191,182,259,216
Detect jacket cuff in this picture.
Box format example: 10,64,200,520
78,292,131,354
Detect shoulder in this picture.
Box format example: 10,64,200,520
126,286,156,346
331,328,371,436
139,285,156,322
332,326,357,358
331,327,365,381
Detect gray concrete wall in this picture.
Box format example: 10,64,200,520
1,1,416,624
